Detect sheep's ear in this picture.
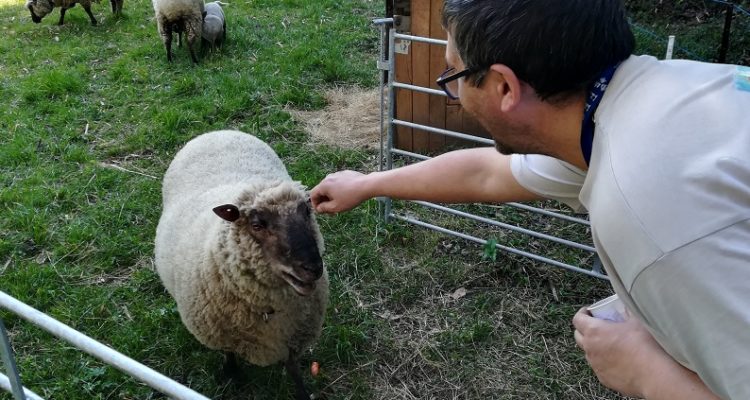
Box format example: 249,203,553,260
213,204,240,222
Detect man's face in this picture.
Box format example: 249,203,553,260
444,33,541,156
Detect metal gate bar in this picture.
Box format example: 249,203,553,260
0,291,210,400
373,19,605,280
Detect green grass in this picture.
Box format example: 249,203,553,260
3,1,741,399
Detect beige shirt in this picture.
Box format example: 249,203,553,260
511,55,750,400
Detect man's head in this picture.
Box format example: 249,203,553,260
442,0,635,103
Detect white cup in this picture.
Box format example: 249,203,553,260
587,294,626,322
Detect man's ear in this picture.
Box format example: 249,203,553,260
489,64,522,113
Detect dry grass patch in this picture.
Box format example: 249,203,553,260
290,85,383,151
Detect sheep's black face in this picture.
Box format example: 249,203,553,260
237,200,323,296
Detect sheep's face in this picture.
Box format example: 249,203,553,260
213,198,324,296
26,0,53,23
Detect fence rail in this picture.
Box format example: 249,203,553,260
0,291,211,400
374,19,605,280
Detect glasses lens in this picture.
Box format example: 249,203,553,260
437,68,464,100
445,78,459,99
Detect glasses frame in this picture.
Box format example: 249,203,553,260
436,67,477,100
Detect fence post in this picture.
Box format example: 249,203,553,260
718,2,734,63
665,35,675,59
0,318,25,400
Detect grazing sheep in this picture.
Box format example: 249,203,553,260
26,0,122,25
201,1,226,50
155,130,328,400
152,0,204,63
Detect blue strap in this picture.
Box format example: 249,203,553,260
581,64,619,166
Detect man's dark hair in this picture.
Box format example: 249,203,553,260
442,0,635,102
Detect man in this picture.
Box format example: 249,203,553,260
311,1,750,398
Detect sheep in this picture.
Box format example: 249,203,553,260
201,1,226,50
201,14,223,49
26,0,123,26
154,130,328,400
152,0,205,63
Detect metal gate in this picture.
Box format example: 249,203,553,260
373,18,606,280
0,291,210,400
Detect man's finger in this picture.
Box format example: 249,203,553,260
572,306,592,331
574,329,585,350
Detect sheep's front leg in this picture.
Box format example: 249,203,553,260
185,16,201,64
157,16,173,62
221,351,242,378
57,5,73,25
82,3,98,25
109,0,123,14
284,355,311,400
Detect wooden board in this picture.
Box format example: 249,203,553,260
390,0,490,153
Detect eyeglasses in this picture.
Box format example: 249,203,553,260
436,67,477,100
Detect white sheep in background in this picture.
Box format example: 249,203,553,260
201,1,226,50
26,0,123,25
152,0,204,63
155,130,328,400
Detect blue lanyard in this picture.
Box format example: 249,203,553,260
581,64,619,166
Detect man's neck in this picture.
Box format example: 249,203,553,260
535,95,588,170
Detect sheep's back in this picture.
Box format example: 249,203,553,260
202,15,223,43
152,0,202,19
204,2,225,19
162,130,290,209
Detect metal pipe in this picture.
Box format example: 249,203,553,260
412,201,596,252
392,82,447,97
371,17,394,25
393,32,447,46
0,292,211,400
384,26,396,223
390,148,430,161
389,214,608,280
392,119,495,145
0,373,43,400
0,318,25,400
505,202,591,225
665,35,675,59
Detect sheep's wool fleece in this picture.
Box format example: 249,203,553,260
201,14,223,45
155,130,328,366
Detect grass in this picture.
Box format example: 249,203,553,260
1,1,745,400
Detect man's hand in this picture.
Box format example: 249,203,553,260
572,307,720,400
573,307,658,397
311,170,369,214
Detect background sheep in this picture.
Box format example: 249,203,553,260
152,0,204,63
201,1,226,50
26,0,123,25
155,130,328,400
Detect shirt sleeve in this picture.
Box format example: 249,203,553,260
509,154,587,213
630,219,750,400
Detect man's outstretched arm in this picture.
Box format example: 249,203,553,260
311,147,542,213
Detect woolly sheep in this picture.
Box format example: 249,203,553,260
26,0,123,26
152,0,204,63
201,15,222,49
201,1,226,49
154,130,328,400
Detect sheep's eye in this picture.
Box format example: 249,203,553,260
251,222,265,231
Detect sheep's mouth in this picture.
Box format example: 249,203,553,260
281,271,316,296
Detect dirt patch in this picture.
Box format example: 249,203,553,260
290,86,384,151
